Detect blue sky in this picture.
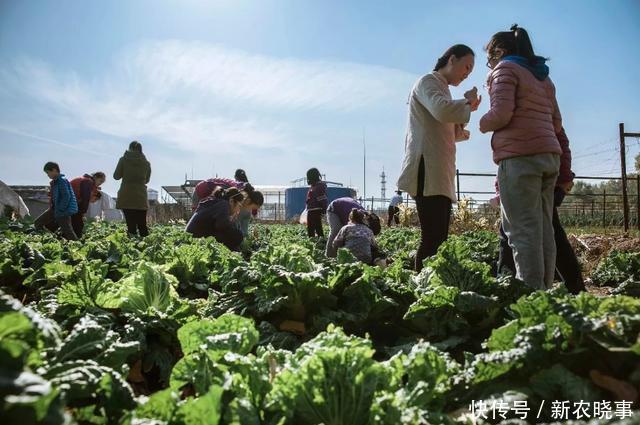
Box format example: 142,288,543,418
1,0,639,200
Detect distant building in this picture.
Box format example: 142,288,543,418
148,188,159,204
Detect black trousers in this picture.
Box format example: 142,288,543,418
122,209,149,237
414,157,452,272
307,209,324,238
71,212,85,237
387,206,399,226
498,206,585,294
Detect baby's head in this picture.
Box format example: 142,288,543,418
348,208,366,225
365,213,381,235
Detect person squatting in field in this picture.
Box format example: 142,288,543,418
186,187,246,250
305,167,328,238
191,169,264,237
397,43,482,272
35,161,79,241
325,196,381,259
480,25,563,290
333,208,383,265
70,172,106,237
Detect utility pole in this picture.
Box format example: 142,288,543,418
619,123,640,232
362,128,366,199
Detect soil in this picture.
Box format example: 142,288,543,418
567,233,640,296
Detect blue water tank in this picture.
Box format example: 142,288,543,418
284,186,356,220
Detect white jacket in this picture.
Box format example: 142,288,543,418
0,180,29,218
397,71,471,200
86,192,123,222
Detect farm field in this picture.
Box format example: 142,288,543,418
1,220,639,424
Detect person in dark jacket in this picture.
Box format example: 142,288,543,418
113,141,151,237
325,197,381,257
70,172,106,237
305,168,328,238
387,190,403,227
496,128,585,294
191,176,263,236
186,187,245,250
34,162,79,240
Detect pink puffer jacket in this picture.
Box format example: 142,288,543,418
480,60,562,164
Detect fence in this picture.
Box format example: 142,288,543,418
157,172,640,230
353,172,640,231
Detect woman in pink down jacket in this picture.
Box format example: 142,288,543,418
479,25,562,290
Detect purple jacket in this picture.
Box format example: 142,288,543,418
327,197,364,225
306,181,328,211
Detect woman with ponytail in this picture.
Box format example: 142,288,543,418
185,187,245,250
191,170,263,236
397,44,481,272
480,25,563,290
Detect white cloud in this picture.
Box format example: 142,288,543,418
126,40,415,111
0,40,415,157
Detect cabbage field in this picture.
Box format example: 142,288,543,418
1,220,639,424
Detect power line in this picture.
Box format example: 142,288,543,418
572,146,619,160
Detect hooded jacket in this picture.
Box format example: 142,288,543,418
113,150,151,210
479,57,562,164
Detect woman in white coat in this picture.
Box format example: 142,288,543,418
397,44,481,271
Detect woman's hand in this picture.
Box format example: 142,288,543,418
469,96,482,111
558,181,574,194
464,87,482,111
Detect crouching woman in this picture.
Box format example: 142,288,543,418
186,187,245,251
333,208,381,265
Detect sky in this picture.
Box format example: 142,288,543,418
1,0,639,201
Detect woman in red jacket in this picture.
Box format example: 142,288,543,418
480,25,562,290
70,172,106,237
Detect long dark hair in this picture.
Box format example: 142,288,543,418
486,24,537,64
306,168,322,185
434,44,475,71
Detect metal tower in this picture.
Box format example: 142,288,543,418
380,168,387,200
